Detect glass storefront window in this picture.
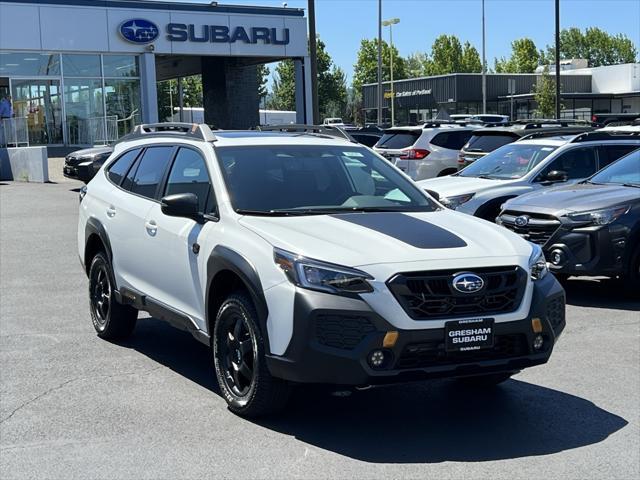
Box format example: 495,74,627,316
105,78,141,137
102,55,139,77
0,53,60,76
64,79,105,144
62,54,101,77
11,79,63,144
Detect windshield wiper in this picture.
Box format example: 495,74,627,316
235,209,295,216
621,183,640,188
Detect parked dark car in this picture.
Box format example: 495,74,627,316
498,147,640,289
458,120,594,170
592,112,640,126
350,127,384,147
63,146,113,183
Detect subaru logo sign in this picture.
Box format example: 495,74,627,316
120,19,159,44
515,215,530,227
452,273,485,294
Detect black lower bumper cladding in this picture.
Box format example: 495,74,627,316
266,274,565,386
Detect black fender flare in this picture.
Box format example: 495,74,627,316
206,245,270,350
475,196,518,221
85,217,113,266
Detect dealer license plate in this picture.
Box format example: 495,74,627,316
445,318,494,352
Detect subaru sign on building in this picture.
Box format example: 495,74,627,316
0,0,312,146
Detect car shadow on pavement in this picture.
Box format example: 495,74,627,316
124,317,628,464
121,317,220,394
562,277,639,311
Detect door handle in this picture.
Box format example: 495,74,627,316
145,220,158,236
106,205,116,218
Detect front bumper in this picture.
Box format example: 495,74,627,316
266,274,565,386
63,162,94,183
544,224,631,277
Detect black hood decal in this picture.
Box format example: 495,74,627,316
333,213,467,249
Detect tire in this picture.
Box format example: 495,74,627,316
88,252,137,340
212,292,291,417
456,372,515,387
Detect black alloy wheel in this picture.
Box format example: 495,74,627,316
91,263,111,326
218,313,256,397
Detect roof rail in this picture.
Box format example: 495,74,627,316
517,126,594,141
123,123,217,142
511,119,591,129
570,130,640,143
257,124,355,142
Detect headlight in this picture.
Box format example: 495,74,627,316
528,244,548,281
440,193,474,209
274,248,373,294
566,205,630,226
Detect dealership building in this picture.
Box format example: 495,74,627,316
0,0,312,146
361,62,640,125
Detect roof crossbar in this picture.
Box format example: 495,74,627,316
123,123,217,142
257,124,355,142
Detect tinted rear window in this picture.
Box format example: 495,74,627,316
464,133,517,153
107,149,140,185
376,130,420,149
431,130,474,150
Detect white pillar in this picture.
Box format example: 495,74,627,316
139,52,158,124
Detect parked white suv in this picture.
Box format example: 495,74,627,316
374,122,480,180
78,123,565,417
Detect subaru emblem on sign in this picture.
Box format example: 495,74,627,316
452,273,485,294
120,19,159,44
515,215,530,227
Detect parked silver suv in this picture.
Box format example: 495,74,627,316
418,131,640,221
374,122,480,180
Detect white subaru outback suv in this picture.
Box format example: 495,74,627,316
78,123,565,417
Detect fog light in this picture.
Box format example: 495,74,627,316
550,249,565,266
368,349,391,369
533,334,544,351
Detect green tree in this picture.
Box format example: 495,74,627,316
257,64,270,102
157,75,203,121
352,38,407,92
545,27,637,66
423,35,481,75
495,38,541,73
533,66,557,118
270,36,348,119
461,41,482,72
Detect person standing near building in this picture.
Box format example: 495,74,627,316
0,95,13,119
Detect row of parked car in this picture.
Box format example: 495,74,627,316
65,119,639,290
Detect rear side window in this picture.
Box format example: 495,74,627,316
464,134,517,153
597,144,638,169
164,147,214,213
123,146,174,199
431,131,474,150
107,149,140,185
376,130,420,149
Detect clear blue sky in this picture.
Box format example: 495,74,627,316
163,0,640,83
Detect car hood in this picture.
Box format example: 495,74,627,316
417,175,511,198
239,210,532,268
69,146,112,158
505,183,640,214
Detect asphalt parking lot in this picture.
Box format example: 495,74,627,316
1,177,639,480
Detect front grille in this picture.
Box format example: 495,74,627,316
396,334,529,369
315,314,376,350
500,211,561,246
546,295,565,329
387,266,527,320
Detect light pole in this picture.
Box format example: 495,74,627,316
481,0,486,114
308,0,319,124
377,0,382,126
382,17,400,127
555,0,561,119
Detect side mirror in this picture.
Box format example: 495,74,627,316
161,193,202,221
545,170,568,183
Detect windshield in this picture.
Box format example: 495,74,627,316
464,133,517,153
590,148,640,186
459,143,558,179
216,145,439,215
375,130,420,149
